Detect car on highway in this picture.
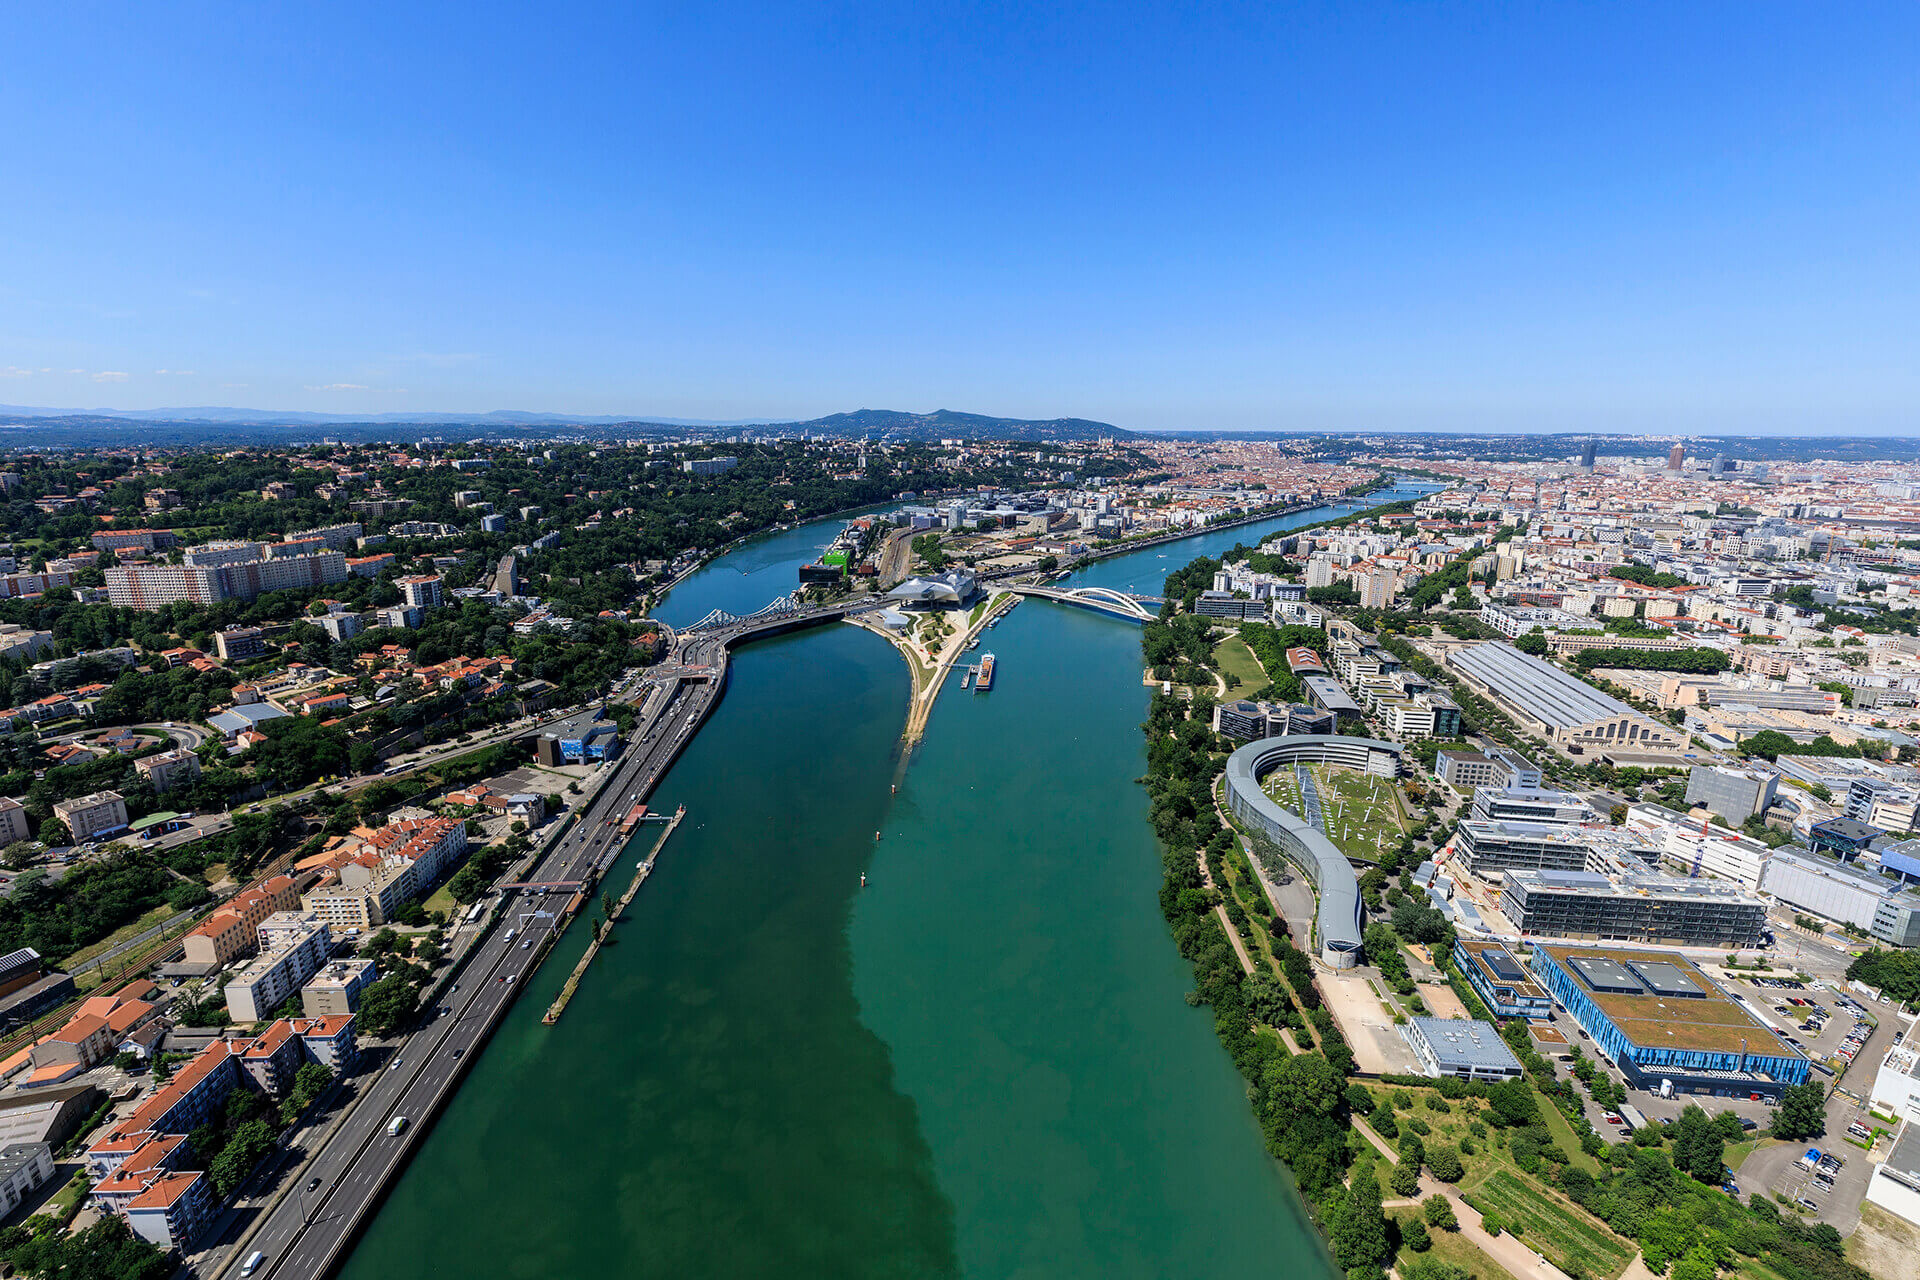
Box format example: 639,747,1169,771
242,1250,267,1276
307,1176,322,1191
390,1058,403,1071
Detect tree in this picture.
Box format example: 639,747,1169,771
3,1212,173,1280
1345,1084,1376,1115
1421,1195,1457,1231
208,1118,276,1198
446,862,489,904
1425,1144,1463,1182
1390,1160,1421,1198
1771,1082,1826,1140
1514,631,1549,657
1402,1216,1433,1253
1332,1165,1391,1274
356,973,421,1038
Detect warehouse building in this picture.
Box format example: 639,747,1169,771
1502,869,1768,947
1405,1017,1525,1082
1446,641,1686,755
1529,945,1806,1098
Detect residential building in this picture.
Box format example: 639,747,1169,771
1405,1017,1525,1082
53,791,128,842
181,875,302,968
301,958,376,1017
134,747,202,795
223,914,330,1023
683,456,739,476
0,1143,55,1217
213,627,266,661
399,574,444,609
0,797,28,845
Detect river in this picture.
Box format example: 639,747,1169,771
336,482,1437,1280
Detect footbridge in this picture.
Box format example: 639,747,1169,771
998,583,1164,622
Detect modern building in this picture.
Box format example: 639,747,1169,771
1300,674,1362,721
1213,699,1280,742
1865,1121,1920,1229
1809,817,1880,861
1435,746,1540,791
0,1143,55,1217
1684,765,1779,824
886,569,978,609
1529,944,1806,1098
1656,823,1773,889
536,709,624,766
1446,641,1686,755
682,456,739,476
1223,735,1404,967
1194,591,1266,620
1759,849,1920,947
1868,1048,1920,1125
53,791,129,842
1453,941,1553,1020
1405,1017,1525,1082
1502,869,1768,947
1452,819,1593,880
1470,785,1596,827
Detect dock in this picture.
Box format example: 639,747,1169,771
542,805,687,1024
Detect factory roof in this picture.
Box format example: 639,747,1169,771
1451,640,1645,729
1536,944,1796,1057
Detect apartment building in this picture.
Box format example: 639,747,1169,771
106,550,348,611
213,626,267,661
399,573,444,609
223,913,331,1023
301,958,376,1017
181,874,301,969
52,791,128,842
302,817,469,929
134,747,202,795
0,797,28,846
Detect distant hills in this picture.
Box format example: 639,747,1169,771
0,402,1130,447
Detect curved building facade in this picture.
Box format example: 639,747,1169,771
1224,735,1405,968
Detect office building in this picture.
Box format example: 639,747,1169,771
1810,817,1880,861
1405,1017,1525,1082
1453,941,1553,1020
683,456,739,476
1503,868,1768,947
1865,1121,1920,1229
1194,591,1266,620
1760,849,1920,946
1447,641,1686,755
1684,765,1778,824
1470,785,1596,827
536,710,625,765
1213,699,1278,742
1529,944,1805,1097
1453,819,1592,879
53,791,128,842
1657,823,1773,889
1436,746,1541,791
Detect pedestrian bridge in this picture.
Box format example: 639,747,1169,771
998,583,1163,622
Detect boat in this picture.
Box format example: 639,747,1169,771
967,638,979,650
974,652,995,691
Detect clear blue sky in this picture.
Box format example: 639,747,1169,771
2,3,1915,433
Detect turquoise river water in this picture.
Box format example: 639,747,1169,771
336,484,1435,1280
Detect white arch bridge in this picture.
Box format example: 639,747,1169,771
999,583,1163,622
683,595,805,633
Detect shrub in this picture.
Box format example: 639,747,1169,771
1421,1195,1458,1231
1481,1213,1503,1237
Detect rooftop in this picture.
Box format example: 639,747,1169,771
1410,1017,1525,1073
1537,943,1796,1057
1451,640,1647,730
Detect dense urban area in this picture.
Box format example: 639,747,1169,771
0,423,1916,1280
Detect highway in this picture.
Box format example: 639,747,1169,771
210,624,762,1279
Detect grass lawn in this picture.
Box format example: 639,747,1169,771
1392,1212,1526,1280
61,903,176,972
1467,1169,1635,1280
46,1170,88,1216
1725,1138,1765,1172
1534,1084,1603,1175
1309,765,1407,862
1212,635,1269,695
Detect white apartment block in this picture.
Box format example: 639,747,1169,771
224,914,331,1023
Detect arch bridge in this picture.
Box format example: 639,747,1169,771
999,583,1163,622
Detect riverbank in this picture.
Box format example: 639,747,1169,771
844,591,1018,743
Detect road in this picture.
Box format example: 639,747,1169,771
209,627,754,1279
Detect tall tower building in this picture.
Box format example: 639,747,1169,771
1579,440,1597,470
1667,443,1686,471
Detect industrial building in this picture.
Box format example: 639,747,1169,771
1446,641,1686,756
1502,869,1768,947
1529,945,1806,1098
1453,941,1553,1020
1405,1017,1525,1082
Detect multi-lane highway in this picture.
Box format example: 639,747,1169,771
211,620,790,1279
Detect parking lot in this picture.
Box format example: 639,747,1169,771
1713,972,1884,1079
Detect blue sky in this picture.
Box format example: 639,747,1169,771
2,3,1915,433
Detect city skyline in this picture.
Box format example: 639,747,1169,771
2,4,1915,434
